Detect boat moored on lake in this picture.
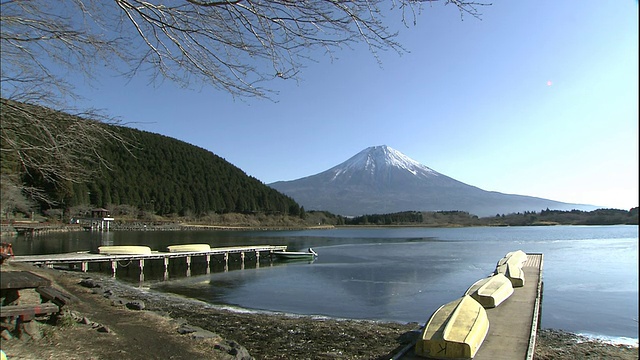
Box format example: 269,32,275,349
272,247,317,260
415,295,489,359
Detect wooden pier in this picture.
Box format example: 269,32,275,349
395,253,544,360
11,245,288,280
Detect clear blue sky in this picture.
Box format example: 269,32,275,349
72,1,638,210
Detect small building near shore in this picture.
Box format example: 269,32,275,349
77,208,114,232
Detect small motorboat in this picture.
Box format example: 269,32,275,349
465,273,514,308
167,244,211,253
272,247,317,260
415,295,489,359
98,246,152,255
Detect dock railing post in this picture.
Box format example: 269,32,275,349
111,260,117,277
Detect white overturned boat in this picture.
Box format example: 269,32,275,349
465,273,514,308
98,246,152,255
497,250,527,267
415,295,489,359
495,250,527,287
167,244,211,253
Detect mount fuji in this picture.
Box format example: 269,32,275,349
268,145,598,217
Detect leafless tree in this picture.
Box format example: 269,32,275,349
0,0,488,213
0,173,34,219
0,98,130,210
2,0,488,99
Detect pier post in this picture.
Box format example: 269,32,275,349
81,262,88,272
255,251,260,269
163,257,169,280
224,252,229,266
186,256,192,277
111,261,117,277
206,255,211,274
241,252,245,270
139,259,145,274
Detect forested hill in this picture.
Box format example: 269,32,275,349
48,125,301,216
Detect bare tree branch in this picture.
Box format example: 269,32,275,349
2,1,490,100
0,0,489,214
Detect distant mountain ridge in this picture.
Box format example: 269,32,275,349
269,145,599,217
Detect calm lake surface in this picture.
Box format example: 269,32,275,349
13,225,638,343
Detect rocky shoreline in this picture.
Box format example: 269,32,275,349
1,262,638,359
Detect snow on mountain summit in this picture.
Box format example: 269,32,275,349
334,145,437,179
268,145,598,217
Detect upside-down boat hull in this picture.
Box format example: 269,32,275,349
98,246,152,255
415,295,489,359
496,250,527,267
166,244,211,253
495,250,527,287
465,273,514,308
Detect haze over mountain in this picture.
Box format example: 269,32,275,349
269,145,599,217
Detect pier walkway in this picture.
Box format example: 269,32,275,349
395,253,544,360
11,245,288,277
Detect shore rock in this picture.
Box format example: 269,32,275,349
126,300,145,310
214,340,254,360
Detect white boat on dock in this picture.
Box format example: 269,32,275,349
495,250,527,287
496,250,527,267
98,246,152,255
465,273,514,308
415,295,489,359
166,244,211,253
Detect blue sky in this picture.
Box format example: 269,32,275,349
71,1,638,210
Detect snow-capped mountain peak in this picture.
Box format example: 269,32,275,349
268,145,598,217
332,145,437,179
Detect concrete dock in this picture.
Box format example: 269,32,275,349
395,253,544,360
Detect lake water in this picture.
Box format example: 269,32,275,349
12,225,638,344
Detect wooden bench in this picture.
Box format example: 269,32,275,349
0,303,59,321
0,271,51,290
1,271,52,306
36,286,77,307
